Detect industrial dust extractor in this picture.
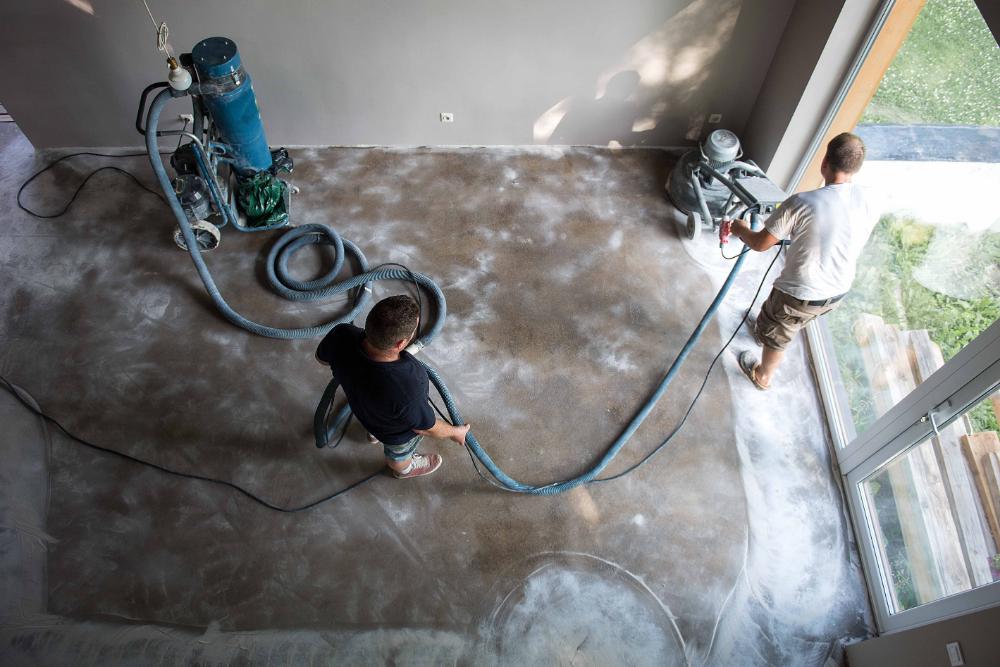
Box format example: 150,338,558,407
137,36,295,252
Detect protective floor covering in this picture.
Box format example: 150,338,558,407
0,122,872,665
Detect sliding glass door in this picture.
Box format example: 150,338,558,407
801,0,1000,633
838,321,1000,630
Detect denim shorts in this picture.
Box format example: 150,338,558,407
383,434,423,462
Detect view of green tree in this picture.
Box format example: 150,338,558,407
828,215,1000,433
861,0,1000,126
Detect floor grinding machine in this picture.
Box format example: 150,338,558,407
666,129,787,239
137,36,294,252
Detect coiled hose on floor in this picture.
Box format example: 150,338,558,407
146,86,757,495
145,88,447,343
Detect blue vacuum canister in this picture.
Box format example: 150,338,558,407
191,37,273,172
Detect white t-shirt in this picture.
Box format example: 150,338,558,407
764,182,875,301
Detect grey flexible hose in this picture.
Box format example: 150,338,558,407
144,88,446,342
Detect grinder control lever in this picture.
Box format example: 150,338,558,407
718,216,733,247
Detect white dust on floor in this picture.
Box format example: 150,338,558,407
675,227,872,664
484,553,687,667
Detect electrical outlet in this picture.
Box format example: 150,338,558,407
178,113,194,124
439,112,454,123
946,642,964,666
708,113,723,124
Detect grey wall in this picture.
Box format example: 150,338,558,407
742,0,883,189
741,0,849,184
845,605,1000,666
0,0,796,149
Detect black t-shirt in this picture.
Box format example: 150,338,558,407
316,324,434,445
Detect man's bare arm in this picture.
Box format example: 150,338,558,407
731,219,781,252
414,418,470,445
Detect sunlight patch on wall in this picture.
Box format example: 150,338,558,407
533,97,573,144
534,0,743,144
595,0,742,118
64,0,95,15
632,117,657,132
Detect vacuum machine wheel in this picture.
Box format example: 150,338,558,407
685,211,701,240
173,220,221,252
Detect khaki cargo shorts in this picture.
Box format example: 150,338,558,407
754,288,840,351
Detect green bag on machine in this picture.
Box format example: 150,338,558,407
236,171,289,228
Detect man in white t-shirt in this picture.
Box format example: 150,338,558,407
728,132,874,390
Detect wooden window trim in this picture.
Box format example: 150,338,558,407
796,0,926,193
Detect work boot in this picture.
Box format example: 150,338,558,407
392,453,443,479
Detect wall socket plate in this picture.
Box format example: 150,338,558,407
439,112,454,123
946,641,964,666
708,113,722,124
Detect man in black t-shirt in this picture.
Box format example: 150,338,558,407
316,295,470,479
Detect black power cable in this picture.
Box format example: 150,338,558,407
720,245,752,261
594,244,784,482
17,151,169,219
0,375,383,513
428,396,520,492
325,413,354,451
371,261,424,324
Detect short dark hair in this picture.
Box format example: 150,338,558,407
824,132,866,174
365,295,419,350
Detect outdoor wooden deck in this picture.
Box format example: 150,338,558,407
855,313,1000,609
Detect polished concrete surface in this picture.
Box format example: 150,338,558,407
0,122,872,665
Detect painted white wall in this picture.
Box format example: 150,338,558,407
0,0,796,149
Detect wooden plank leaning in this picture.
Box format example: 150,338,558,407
854,314,971,606
908,330,996,587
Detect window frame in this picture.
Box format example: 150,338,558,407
802,178,1000,635
788,0,1000,634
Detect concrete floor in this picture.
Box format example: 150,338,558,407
0,121,872,666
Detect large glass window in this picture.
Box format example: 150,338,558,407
860,389,1000,614
823,0,1000,438
804,0,1000,633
